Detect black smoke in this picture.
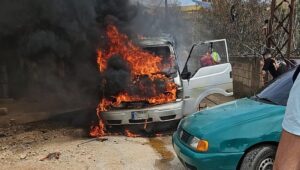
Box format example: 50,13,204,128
103,55,131,97
102,55,168,101
0,0,192,109
0,0,139,105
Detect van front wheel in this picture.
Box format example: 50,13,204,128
198,94,233,111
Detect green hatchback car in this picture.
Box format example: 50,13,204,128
173,69,297,170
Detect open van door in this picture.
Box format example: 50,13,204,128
181,39,233,115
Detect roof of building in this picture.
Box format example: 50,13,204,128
181,5,201,12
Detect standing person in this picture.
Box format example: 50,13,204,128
262,53,280,80
200,51,213,67
200,48,221,67
211,49,221,64
274,66,300,170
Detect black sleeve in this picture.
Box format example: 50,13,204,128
293,65,300,82
263,59,271,71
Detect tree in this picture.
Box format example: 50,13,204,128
198,0,270,56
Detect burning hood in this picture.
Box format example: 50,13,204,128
90,25,178,137
97,25,177,108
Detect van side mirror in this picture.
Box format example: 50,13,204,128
174,65,179,70
181,71,191,80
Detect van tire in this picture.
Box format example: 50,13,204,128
198,95,218,111
198,94,235,111
240,145,276,170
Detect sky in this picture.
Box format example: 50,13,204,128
180,0,197,6
130,0,210,7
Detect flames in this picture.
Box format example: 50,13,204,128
124,129,140,138
90,25,177,137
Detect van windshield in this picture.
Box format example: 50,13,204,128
143,46,177,77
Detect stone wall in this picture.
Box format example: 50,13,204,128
230,57,265,98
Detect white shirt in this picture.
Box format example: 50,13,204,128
282,74,300,136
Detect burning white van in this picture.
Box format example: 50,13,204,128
90,25,233,135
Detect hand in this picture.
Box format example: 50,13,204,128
273,61,280,70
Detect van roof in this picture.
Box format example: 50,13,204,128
138,36,175,46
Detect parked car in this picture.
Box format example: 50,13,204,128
172,68,297,170
102,37,233,128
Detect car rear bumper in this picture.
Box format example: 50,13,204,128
172,132,244,170
101,101,183,125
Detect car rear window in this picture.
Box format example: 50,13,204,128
257,69,295,106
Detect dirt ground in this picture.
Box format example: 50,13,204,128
0,121,184,170
0,95,235,170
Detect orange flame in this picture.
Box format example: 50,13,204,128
90,119,105,137
124,129,140,138
90,25,177,137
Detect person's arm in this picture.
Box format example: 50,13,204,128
274,130,300,170
262,59,270,72
274,75,300,169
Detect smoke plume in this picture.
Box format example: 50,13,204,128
0,0,192,109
